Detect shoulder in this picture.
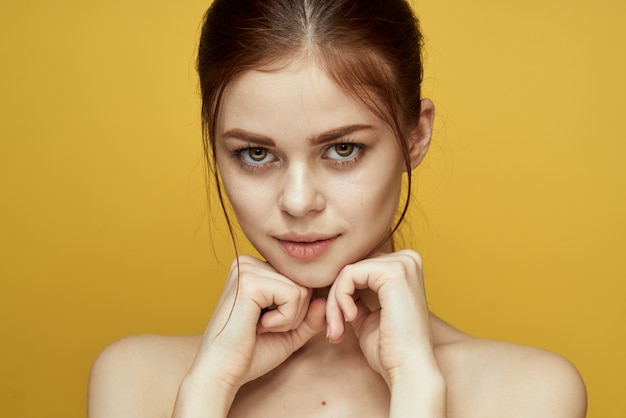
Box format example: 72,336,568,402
432,316,587,418
87,334,201,418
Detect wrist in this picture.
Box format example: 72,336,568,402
388,363,447,418
172,362,239,418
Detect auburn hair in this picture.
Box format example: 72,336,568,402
197,0,424,240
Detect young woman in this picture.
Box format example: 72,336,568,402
88,1,587,417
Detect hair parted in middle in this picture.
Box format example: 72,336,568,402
197,0,425,238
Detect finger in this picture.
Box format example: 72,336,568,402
213,267,301,338
325,284,346,343
331,264,371,322
257,284,311,333
257,297,327,353
243,298,326,383
336,286,359,322
335,261,386,293
227,256,311,331
291,297,327,346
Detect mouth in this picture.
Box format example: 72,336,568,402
275,234,338,260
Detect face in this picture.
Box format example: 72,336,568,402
215,61,419,288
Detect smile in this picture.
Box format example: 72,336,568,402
275,235,338,260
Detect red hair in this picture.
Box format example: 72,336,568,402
197,0,425,241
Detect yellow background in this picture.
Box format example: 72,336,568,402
1,1,624,416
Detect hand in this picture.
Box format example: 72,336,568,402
325,250,439,387
185,256,326,406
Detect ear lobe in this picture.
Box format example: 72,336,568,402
407,98,434,171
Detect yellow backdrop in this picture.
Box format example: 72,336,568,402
1,1,624,417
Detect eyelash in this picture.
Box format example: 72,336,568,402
231,146,276,172
231,140,366,172
323,141,365,168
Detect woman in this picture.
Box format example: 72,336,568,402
88,0,587,416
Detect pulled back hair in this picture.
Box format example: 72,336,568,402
197,0,424,239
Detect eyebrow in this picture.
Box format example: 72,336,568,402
221,124,374,147
308,124,374,146
221,129,275,146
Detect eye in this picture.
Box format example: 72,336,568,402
326,143,361,160
239,147,274,165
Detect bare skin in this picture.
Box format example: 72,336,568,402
87,62,586,417
87,312,586,417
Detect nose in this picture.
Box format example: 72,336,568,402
278,163,325,217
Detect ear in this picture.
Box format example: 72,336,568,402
407,98,434,171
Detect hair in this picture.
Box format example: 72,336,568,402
197,0,424,246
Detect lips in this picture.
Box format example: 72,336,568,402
275,234,338,260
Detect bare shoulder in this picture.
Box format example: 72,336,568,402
87,334,202,418
431,315,587,418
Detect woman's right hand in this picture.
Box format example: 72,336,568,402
173,255,327,417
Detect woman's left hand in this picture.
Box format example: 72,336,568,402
326,249,446,416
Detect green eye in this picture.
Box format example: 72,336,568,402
237,147,274,167
235,146,276,171
327,143,361,161
247,147,268,162
334,143,355,157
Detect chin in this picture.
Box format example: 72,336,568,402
287,269,338,288
271,260,341,289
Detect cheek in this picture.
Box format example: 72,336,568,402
218,167,270,229
370,176,403,223
337,169,403,228
226,183,269,228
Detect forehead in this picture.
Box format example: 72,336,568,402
216,61,384,138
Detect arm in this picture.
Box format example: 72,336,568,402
326,250,447,417
87,335,179,418
507,347,587,418
171,256,326,417
171,364,234,418
88,257,325,418
388,362,447,418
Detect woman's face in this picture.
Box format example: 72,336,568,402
215,61,409,288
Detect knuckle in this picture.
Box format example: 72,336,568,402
388,259,406,275
398,249,423,269
337,263,354,279
228,258,240,274
340,263,353,274
298,286,311,301
286,285,301,302
237,270,260,295
236,254,255,266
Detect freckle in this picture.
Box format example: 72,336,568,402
321,401,327,406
